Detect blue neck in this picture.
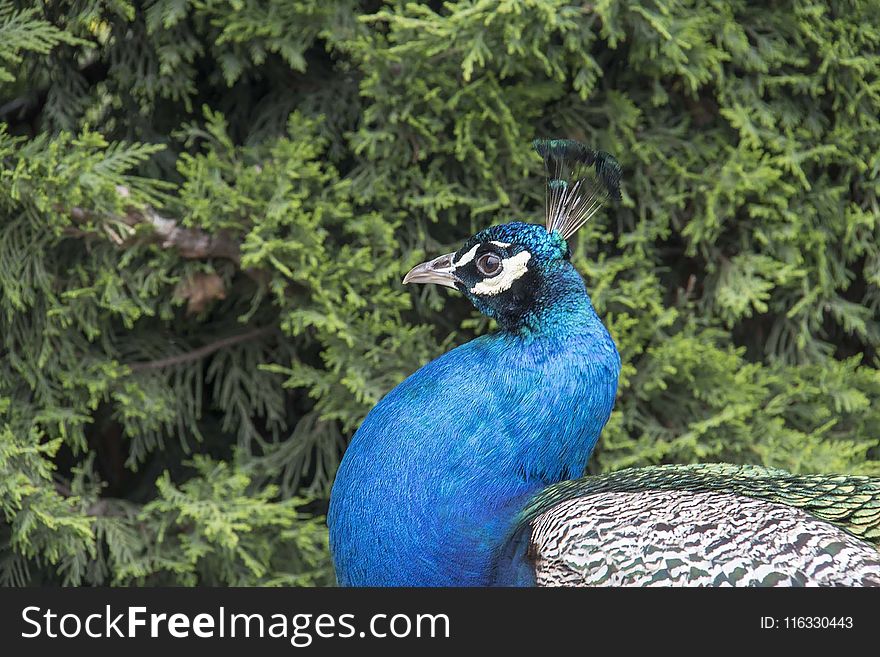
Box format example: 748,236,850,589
328,266,621,586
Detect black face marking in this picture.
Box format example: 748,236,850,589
493,267,540,328
450,242,538,314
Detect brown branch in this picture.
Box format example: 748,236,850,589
55,482,126,517
127,325,277,373
62,186,241,264
135,207,241,263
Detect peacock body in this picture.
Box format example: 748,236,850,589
327,140,880,587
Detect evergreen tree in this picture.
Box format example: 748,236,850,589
0,0,878,585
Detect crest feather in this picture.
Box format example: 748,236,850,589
532,139,621,239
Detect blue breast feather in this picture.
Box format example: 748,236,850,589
328,268,620,586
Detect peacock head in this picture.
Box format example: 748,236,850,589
402,140,621,333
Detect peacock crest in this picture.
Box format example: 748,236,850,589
532,138,622,240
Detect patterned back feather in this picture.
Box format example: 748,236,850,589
515,463,880,545
533,138,622,239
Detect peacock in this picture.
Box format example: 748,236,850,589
327,139,880,587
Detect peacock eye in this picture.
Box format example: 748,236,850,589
476,252,502,277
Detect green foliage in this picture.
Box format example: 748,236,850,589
0,3,81,83
0,0,878,585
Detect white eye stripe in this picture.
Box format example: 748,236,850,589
454,241,512,267
452,244,480,267
469,251,531,296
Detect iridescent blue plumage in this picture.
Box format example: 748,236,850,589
328,219,620,585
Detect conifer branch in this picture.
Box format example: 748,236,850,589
127,326,277,373
64,186,241,264
128,206,241,264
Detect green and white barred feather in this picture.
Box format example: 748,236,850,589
517,464,880,586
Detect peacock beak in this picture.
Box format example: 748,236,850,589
402,252,459,289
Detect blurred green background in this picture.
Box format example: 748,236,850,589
1,0,878,585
